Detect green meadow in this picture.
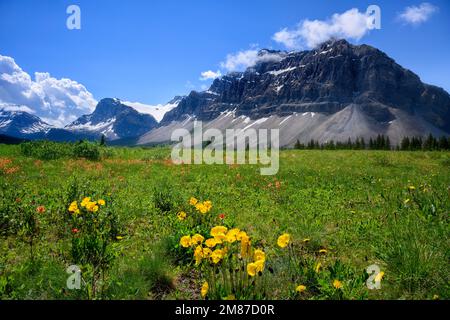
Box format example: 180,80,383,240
0,143,449,300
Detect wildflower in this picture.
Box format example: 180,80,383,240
71,228,79,234
98,199,106,206
240,235,251,258
195,203,207,214
236,231,248,241
189,197,198,206
254,259,265,273
68,201,78,212
214,233,227,244
211,226,228,237
277,233,290,248
375,271,385,283
205,238,218,248
314,262,321,273
177,211,187,221
254,249,266,263
180,235,191,248
36,206,46,214
203,200,212,212
81,197,91,207
333,279,343,289
86,201,99,213
247,262,258,277
211,249,224,264
319,249,327,254
191,234,205,246
201,281,209,298
296,285,307,293
218,214,225,220
202,247,212,258
225,228,240,243
194,245,204,265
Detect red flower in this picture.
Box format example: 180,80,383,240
218,214,225,220
36,206,46,213
72,228,79,234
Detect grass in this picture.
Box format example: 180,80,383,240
0,144,449,300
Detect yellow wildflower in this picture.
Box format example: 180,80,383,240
254,249,266,263
203,200,212,212
214,233,227,244
177,211,187,221
190,234,205,246
247,262,257,277
205,238,218,248
98,199,106,206
277,233,290,248
211,226,228,237
180,235,191,248
333,279,343,289
189,197,198,206
80,197,91,207
236,231,248,241
240,235,251,258
296,285,307,293
202,247,212,258
254,259,265,273
201,281,208,298
225,228,240,243
211,249,224,264
194,245,203,265
68,201,78,212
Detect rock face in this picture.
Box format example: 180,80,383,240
155,39,450,146
66,98,158,140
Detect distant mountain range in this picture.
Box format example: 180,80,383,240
1,39,449,146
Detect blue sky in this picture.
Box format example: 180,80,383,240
0,0,449,125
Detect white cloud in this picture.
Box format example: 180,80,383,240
221,49,285,72
0,54,97,127
0,103,35,114
273,8,374,49
200,70,222,81
398,2,438,25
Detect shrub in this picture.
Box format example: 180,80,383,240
72,141,101,161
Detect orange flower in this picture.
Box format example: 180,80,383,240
36,206,46,214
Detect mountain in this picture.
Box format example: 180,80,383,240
66,98,159,140
0,106,52,139
143,39,450,147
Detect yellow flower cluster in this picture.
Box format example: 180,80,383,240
189,197,212,214
69,197,106,214
179,226,258,268
247,249,266,277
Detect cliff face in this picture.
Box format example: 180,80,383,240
161,39,450,135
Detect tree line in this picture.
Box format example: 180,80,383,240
294,134,450,151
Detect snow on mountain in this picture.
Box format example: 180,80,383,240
122,96,184,122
